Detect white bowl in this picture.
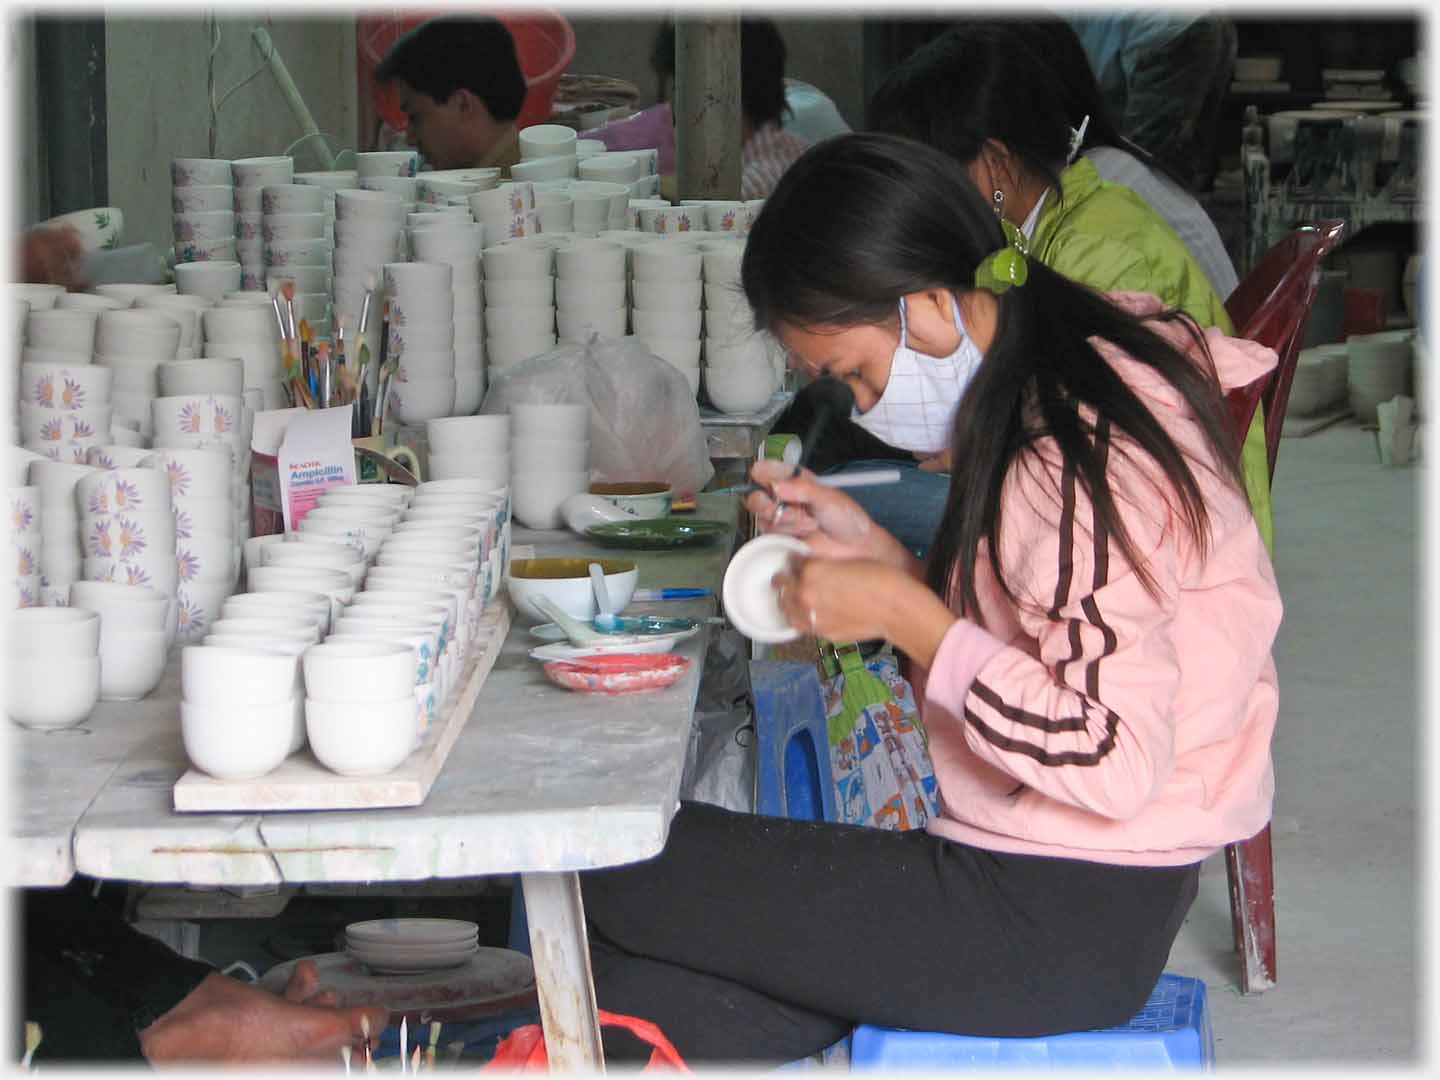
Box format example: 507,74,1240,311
231,156,294,187
221,589,331,633
182,697,295,780
208,615,321,644
506,556,638,621
511,437,589,474
425,414,511,455
705,357,775,414
510,470,593,531
173,261,243,300
483,277,555,307
247,566,354,620
306,696,417,776
262,542,365,586
633,280,704,311
26,308,99,352
76,465,172,516
182,643,299,706
175,580,235,642
6,606,100,657
589,481,673,520
6,654,100,730
55,292,128,313
303,640,415,704
558,308,626,341
356,150,419,178
554,241,626,281
634,309,701,340
68,579,171,628
559,492,632,534
352,590,456,639
555,278,625,310
519,124,579,160
176,531,237,585
261,184,326,214
633,246,703,282
18,361,112,412
97,627,169,701
722,534,813,643
173,210,236,246
425,452,510,486
482,243,553,280
454,369,485,414
389,377,457,425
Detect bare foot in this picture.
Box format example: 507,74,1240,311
139,971,387,1066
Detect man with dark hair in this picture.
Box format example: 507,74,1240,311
376,16,528,172
649,17,811,198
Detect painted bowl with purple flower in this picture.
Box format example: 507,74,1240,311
141,446,232,500
175,580,234,644
20,403,112,446
7,486,40,540
176,531,236,586
151,394,244,442
172,211,236,246
86,445,153,471
81,507,176,560
172,158,232,187
76,467,171,518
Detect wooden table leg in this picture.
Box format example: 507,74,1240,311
520,870,605,1071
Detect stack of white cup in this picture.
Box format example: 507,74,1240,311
69,579,176,702
419,168,501,207
232,156,295,291
469,182,539,244
172,158,236,268
509,403,591,530
381,261,456,425
555,241,627,344
180,643,305,780
409,220,486,414
202,303,285,411
261,183,332,336
358,152,422,254
136,293,210,362
175,260,243,303
631,244,703,391
92,309,180,438
5,607,102,728
144,431,240,605
294,169,357,247
332,188,406,369
482,240,557,372
29,460,91,606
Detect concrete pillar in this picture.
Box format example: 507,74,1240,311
674,16,742,200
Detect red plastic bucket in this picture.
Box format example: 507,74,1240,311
358,10,575,134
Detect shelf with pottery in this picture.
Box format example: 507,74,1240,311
60,498,737,887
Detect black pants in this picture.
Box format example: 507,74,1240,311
17,879,214,1062
582,802,1199,1064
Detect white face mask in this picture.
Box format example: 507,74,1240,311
851,293,981,453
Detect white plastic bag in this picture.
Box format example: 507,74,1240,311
480,335,714,494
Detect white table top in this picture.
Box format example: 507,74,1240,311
25,496,738,889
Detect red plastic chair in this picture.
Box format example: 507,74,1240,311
1220,218,1346,995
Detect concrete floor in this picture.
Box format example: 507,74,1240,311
1163,422,1422,1065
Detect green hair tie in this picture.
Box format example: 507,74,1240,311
974,218,1030,295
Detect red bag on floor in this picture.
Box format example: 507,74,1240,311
484,1010,690,1071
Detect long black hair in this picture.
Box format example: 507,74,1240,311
741,134,1245,615
867,23,1074,200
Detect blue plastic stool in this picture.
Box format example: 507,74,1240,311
750,660,836,823
848,973,1214,1071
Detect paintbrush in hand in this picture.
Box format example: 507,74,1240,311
426,1022,442,1071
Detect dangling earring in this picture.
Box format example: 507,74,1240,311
992,189,1005,219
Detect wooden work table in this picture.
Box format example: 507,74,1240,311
13,493,740,1070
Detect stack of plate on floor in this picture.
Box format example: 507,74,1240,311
345,918,480,974
1347,330,1414,424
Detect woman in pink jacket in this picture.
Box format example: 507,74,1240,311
579,133,1282,1064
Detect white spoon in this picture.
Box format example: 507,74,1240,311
590,561,621,631
532,594,607,646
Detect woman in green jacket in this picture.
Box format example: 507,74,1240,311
778,21,1271,556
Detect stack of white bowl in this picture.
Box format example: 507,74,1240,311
1347,329,1414,423
232,157,296,291
12,284,64,313
552,240,627,345
381,261,456,425
536,179,631,232
700,236,778,412
136,292,210,361
295,168,360,233
54,292,128,314
5,607,101,728
1288,344,1350,417
68,579,174,701
261,183,332,336
179,643,305,780
332,188,406,365
19,306,115,458
202,301,285,411
424,414,511,487
7,483,41,608
73,465,181,666
30,460,91,606
469,182,539,244
534,191,575,235
171,158,236,268
409,220,486,414
301,641,425,777
580,151,646,189
143,439,240,629
630,244,704,390
509,403,590,530
482,240,557,372
358,153,421,252
513,124,580,185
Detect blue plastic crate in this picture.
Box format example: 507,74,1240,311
849,974,1213,1071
